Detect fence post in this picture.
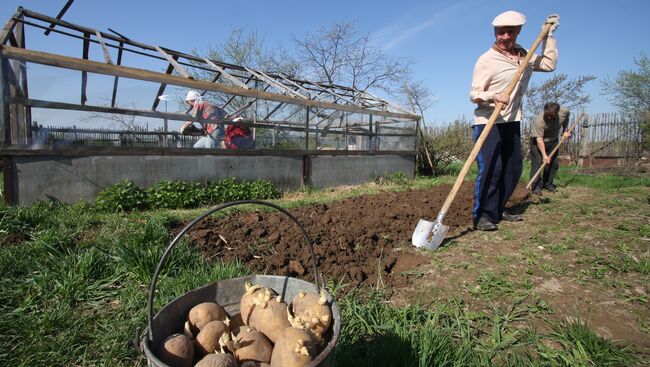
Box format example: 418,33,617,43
579,119,590,167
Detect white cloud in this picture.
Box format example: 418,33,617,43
372,2,464,51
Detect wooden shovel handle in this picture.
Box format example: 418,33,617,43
526,112,586,189
437,23,553,219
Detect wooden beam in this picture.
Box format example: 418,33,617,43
245,67,307,99
43,0,74,35
155,46,192,79
1,9,22,45
110,42,124,107
203,58,249,89
276,74,311,97
0,46,419,120
12,97,192,121
7,97,416,140
94,30,113,64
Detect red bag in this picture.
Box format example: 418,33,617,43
224,124,253,149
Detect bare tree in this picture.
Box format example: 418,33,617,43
79,101,146,130
524,73,596,119
293,21,412,93
188,28,301,119
398,80,436,124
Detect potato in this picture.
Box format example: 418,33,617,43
188,302,227,336
240,283,277,325
248,295,291,343
234,327,273,364
289,290,333,342
158,333,193,367
195,353,239,367
240,283,290,343
228,313,245,336
195,320,230,356
270,327,317,367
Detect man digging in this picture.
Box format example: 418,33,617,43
529,102,571,195
469,10,560,231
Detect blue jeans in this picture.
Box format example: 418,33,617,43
473,121,522,224
193,129,222,148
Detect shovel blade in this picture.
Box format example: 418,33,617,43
412,218,449,251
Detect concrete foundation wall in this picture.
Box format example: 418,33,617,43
309,155,415,187
12,155,302,205
9,154,414,205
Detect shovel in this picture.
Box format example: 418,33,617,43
525,112,585,190
412,22,553,251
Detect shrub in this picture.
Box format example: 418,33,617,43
244,179,281,200
418,117,474,176
95,180,148,212
95,178,280,211
207,177,280,204
146,180,207,209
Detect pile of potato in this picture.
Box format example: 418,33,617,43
158,283,333,367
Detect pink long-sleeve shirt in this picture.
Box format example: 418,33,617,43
470,37,557,125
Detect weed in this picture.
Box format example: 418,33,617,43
499,227,515,241
538,318,637,366
96,180,148,212
522,249,539,265
528,297,554,314
624,295,648,305
468,272,517,299
540,262,567,276
247,238,276,257
640,224,650,237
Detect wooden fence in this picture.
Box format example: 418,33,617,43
537,112,643,166
32,124,201,148
425,112,644,167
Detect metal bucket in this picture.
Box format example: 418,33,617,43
140,200,340,367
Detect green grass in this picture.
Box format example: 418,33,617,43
555,166,650,191
0,168,647,366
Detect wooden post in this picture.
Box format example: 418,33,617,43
369,114,373,152
344,113,348,151
304,107,309,150
579,118,590,167
0,56,11,144
81,32,89,105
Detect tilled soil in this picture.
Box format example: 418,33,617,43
185,182,529,288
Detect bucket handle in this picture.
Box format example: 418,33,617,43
146,200,320,342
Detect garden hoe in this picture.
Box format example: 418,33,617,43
412,21,554,251
525,112,586,190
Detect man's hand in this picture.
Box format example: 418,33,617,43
494,93,510,105
562,131,572,140
543,154,551,165
544,14,560,36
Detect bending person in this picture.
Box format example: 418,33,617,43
224,117,255,149
180,90,226,148
529,102,571,195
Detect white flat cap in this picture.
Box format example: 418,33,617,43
492,11,526,27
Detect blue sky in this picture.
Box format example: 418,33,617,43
1,0,648,128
